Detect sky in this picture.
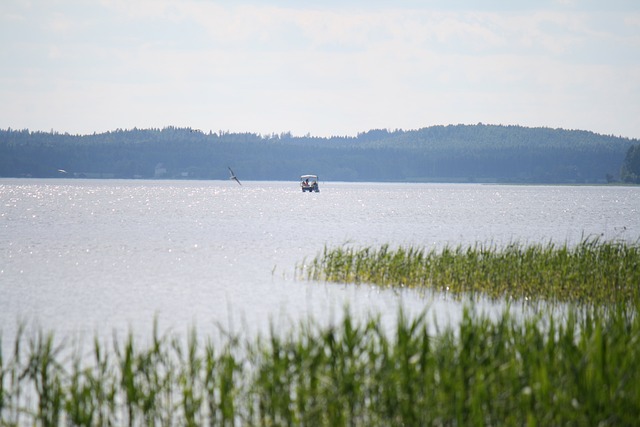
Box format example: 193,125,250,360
1,0,639,138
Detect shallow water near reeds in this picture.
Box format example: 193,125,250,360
1,179,638,345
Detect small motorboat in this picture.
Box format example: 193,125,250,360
300,174,319,192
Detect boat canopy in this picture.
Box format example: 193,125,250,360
300,175,318,180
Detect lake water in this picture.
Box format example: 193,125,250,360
1,179,639,346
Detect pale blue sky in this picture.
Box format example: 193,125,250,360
1,0,639,138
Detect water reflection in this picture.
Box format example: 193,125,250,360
0,179,638,345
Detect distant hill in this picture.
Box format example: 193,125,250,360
0,124,636,183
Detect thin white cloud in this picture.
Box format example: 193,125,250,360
1,0,639,138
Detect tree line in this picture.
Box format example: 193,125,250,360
621,144,640,183
0,124,637,184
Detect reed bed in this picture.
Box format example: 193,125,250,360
299,238,640,305
2,305,640,426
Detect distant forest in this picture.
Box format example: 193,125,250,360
0,124,637,184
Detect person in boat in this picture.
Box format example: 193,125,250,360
302,178,310,187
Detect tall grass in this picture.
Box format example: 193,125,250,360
1,305,640,426
3,239,638,424
299,238,640,304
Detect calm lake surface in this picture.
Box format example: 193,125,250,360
1,179,639,345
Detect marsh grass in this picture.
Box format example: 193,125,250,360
299,238,640,304
2,305,640,426
3,239,639,425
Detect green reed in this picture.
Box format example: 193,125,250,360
2,304,640,426
299,238,640,305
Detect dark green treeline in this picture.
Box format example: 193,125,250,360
1,124,636,183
